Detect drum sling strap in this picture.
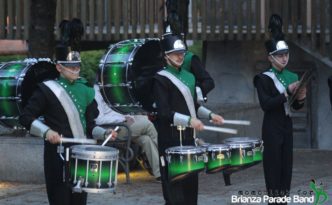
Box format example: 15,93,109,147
44,80,86,138
263,71,291,116
158,70,197,138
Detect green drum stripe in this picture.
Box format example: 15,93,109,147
207,158,230,170
107,64,127,104
0,80,13,116
230,148,254,166
0,64,25,116
168,160,205,178
71,159,117,188
253,147,263,161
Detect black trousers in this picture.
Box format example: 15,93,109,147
262,133,293,205
160,154,198,205
44,143,87,205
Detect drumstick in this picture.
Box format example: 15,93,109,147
102,126,120,146
209,119,250,125
223,120,251,125
203,126,238,134
60,138,97,144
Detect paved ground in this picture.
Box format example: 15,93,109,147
0,149,331,205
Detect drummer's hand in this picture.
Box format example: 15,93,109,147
288,81,299,94
190,118,204,131
210,113,224,125
105,129,118,141
296,87,307,101
45,129,61,144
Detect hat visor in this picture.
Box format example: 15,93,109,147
270,49,289,55
165,48,186,54
58,61,81,67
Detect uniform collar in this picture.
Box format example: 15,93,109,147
58,76,76,85
166,65,181,74
271,66,284,74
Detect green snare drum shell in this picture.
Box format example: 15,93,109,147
205,144,231,173
227,142,254,166
70,159,117,190
166,146,206,182
224,137,263,162
70,145,119,193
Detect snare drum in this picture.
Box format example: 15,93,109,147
0,59,57,128
165,146,206,182
97,39,163,114
205,144,231,174
224,140,254,167
70,145,119,193
224,137,263,162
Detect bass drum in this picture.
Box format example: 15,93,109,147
0,59,58,128
97,38,163,114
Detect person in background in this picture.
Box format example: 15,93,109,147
19,47,117,205
93,85,161,181
253,14,306,204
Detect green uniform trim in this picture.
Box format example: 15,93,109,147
57,76,95,133
181,51,194,72
165,65,196,97
270,67,298,90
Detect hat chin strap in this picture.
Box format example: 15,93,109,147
270,54,289,68
165,54,183,68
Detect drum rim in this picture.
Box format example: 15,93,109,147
226,141,254,149
207,144,230,151
71,145,119,160
224,137,262,144
165,145,205,154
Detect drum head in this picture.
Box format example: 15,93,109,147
223,137,262,146
71,145,119,160
225,141,253,149
98,39,163,114
207,144,230,152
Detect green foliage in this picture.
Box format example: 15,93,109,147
0,55,25,63
80,50,105,85
188,41,203,60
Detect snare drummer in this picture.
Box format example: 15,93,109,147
254,14,306,202
162,29,215,103
19,46,117,205
153,34,224,205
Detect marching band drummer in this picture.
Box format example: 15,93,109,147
254,14,306,204
153,34,224,205
162,30,215,103
19,46,117,205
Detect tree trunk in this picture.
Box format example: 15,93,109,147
28,0,57,58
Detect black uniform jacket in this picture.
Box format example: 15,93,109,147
154,74,199,153
328,76,332,109
19,83,99,139
254,73,304,144
190,55,215,97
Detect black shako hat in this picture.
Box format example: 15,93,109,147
161,34,186,54
55,45,81,67
266,40,289,55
